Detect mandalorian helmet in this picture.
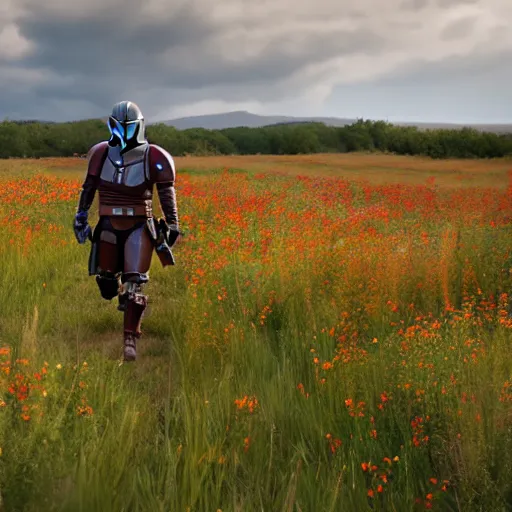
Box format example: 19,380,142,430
108,101,146,151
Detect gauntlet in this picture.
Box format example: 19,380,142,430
74,210,92,244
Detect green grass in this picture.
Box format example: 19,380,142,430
0,159,511,511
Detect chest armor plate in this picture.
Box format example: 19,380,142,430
100,144,149,187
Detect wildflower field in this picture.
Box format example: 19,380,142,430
0,153,511,511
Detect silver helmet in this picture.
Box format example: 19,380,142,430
108,101,146,151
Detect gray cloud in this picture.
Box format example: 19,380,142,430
326,49,512,123
13,1,386,117
440,15,478,40
401,0,429,11
437,0,479,7
0,0,510,122
375,48,511,87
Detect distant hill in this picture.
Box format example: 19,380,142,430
159,110,512,133
3,111,511,134
160,111,355,130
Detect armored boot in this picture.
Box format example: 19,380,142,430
122,282,148,362
123,332,139,361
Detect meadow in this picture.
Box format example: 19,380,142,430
0,153,511,511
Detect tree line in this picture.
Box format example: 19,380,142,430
0,118,511,159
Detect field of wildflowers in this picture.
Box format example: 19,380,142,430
0,154,511,511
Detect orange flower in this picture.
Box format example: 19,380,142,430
234,395,259,413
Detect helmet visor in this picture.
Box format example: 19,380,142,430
108,117,139,147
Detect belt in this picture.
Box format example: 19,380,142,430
99,204,152,217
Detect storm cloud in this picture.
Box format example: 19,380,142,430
0,0,510,122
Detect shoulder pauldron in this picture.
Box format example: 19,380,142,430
147,144,176,184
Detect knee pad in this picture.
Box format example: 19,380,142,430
120,281,147,304
121,272,149,285
96,272,120,300
123,281,144,295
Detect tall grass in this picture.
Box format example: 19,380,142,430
0,163,511,511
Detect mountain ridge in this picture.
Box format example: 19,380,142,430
4,111,512,134
157,110,512,133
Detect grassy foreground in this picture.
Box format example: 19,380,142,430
0,155,511,511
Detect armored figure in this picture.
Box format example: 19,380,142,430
73,101,180,361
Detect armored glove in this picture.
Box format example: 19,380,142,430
74,210,92,244
166,223,181,248
157,219,181,248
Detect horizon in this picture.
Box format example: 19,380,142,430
151,110,512,126
5,109,512,128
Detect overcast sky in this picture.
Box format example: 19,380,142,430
0,0,510,123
